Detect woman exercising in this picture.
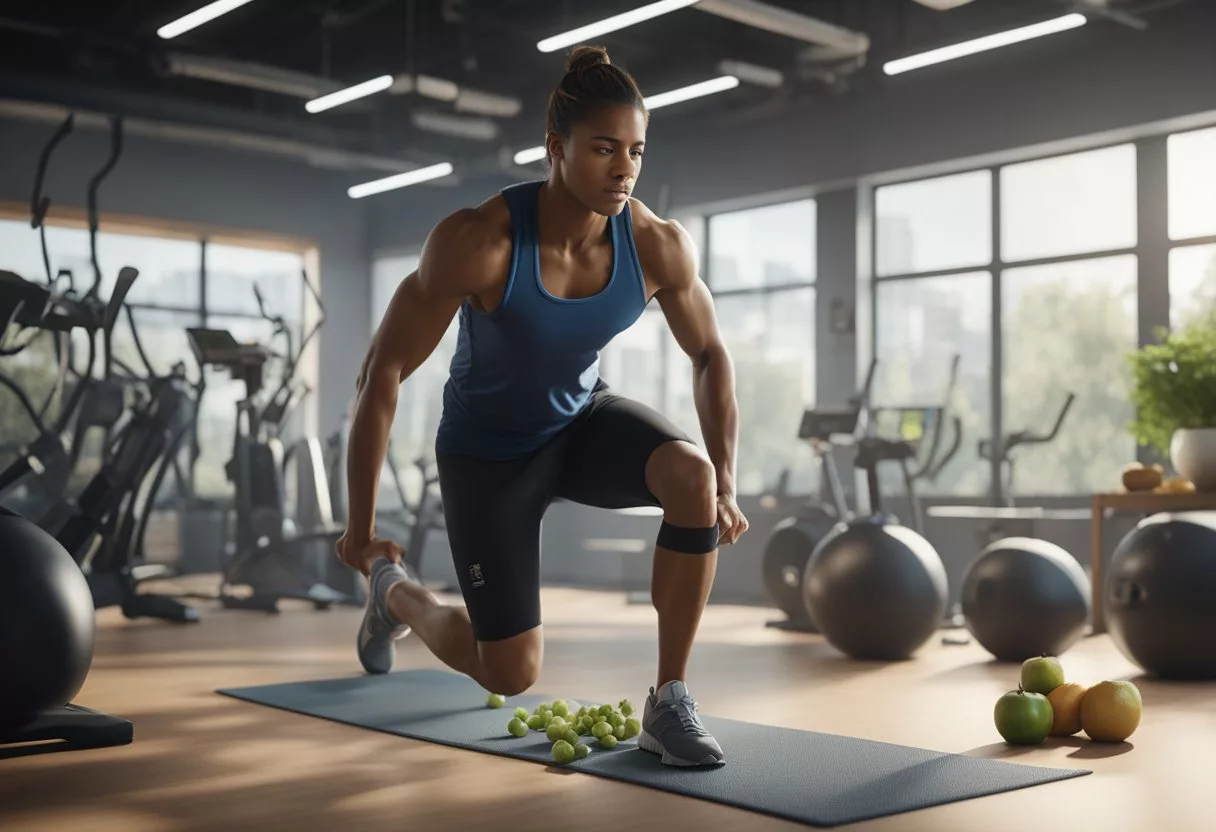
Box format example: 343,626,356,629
336,45,748,767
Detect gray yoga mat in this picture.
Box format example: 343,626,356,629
218,668,1090,828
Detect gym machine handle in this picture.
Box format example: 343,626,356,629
978,392,1076,460
85,117,123,302
30,113,74,286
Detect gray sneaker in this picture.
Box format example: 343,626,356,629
638,680,725,766
357,557,414,675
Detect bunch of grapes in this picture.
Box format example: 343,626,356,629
489,694,641,763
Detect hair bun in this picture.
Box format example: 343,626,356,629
566,45,611,74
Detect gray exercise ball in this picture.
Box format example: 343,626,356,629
803,518,948,660
1106,511,1216,680
0,508,96,733
960,537,1090,662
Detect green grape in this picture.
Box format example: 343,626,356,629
574,742,590,760
563,729,580,745
507,718,528,738
546,719,569,742
619,699,634,717
609,713,625,729
486,693,507,709
552,740,575,764
613,723,625,740
592,721,613,740
599,734,618,750
539,702,552,712
527,714,545,731
599,704,614,718
623,717,641,739
514,707,529,720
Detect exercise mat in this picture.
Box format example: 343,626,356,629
218,669,1089,827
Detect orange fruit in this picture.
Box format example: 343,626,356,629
1047,682,1087,736
1080,680,1142,742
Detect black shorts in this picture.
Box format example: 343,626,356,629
436,389,695,642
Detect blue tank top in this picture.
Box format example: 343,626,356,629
435,180,650,460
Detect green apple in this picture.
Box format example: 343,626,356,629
994,688,1054,745
1020,655,1065,695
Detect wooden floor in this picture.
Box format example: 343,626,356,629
2,582,1212,832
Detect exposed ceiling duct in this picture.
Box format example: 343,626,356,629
165,54,523,119
693,0,870,56
0,98,455,181
165,53,343,100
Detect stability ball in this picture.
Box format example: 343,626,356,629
803,518,948,660
1106,512,1216,680
0,506,96,733
960,537,1090,662
761,512,836,628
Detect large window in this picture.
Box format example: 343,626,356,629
369,253,457,495
875,173,993,497
1169,127,1216,330
872,144,1141,499
0,215,312,502
704,199,817,496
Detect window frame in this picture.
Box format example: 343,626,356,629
867,139,1145,501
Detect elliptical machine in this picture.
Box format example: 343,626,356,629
1,114,202,624
186,271,361,613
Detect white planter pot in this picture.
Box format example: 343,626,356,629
1170,428,1216,492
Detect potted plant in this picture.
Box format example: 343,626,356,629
1127,316,1216,491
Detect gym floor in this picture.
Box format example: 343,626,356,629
2,581,1211,832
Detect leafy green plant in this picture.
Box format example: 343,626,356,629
1127,316,1216,457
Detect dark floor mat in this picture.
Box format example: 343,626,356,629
218,668,1090,828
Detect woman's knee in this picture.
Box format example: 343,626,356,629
478,626,543,695
646,441,717,522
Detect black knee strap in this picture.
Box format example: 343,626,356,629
657,521,720,554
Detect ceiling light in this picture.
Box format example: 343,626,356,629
514,146,548,166
883,13,1086,76
348,163,455,199
537,0,700,53
511,74,740,166
306,75,394,113
157,0,258,40
644,75,739,109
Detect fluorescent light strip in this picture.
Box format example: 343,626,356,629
348,163,455,199
157,0,257,40
883,13,1087,76
644,74,739,109
511,74,740,166
537,0,700,53
306,75,394,113
514,146,549,166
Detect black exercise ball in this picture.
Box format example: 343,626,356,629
1105,511,1216,680
761,511,836,628
0,508,96,732
803,518,948,660
960,537,1090,662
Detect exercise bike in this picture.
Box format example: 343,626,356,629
760,358,878,631
186,271,362,613
761,355,963,633
927,392,1078,546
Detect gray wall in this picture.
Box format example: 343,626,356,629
0,116,369,437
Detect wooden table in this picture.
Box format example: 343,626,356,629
1090,490,1216,632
